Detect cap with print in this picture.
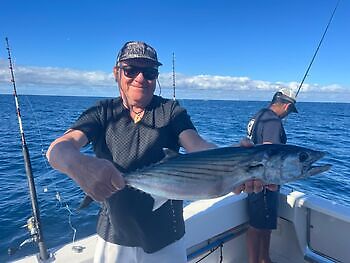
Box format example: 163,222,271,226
116,41,162,66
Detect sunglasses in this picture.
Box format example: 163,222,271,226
119,65,159,81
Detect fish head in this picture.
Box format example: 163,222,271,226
261,144,331,184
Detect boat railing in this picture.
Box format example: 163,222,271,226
280,188,349,263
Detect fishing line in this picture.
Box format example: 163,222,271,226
16,74,79,245
21,95,79,216
295,0,341,97
284,0,340,129
65,204,78,244
22,97,80,246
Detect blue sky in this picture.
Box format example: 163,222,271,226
0,0,349,102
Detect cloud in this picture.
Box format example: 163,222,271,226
0,59,114,87
1,60,349,102
158,72,350,102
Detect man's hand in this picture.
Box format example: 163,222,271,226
74,156,126,202
265,184,279,191
233,179,264,194
233,180,279,194
232,139,278,194
239,137,254,148
46,130,126,202
232,139,258,194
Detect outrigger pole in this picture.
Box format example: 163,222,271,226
295,0,341,97
172,52,176,100
5,37,50,261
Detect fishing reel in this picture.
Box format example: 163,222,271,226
8,217,39,256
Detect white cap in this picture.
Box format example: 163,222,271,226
279,88,297,103
272,87,298,113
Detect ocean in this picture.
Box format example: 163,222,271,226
0,94,349,262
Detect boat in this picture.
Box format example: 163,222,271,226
13,187,350,263
7,3,349,260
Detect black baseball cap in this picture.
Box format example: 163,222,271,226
116,41,162,66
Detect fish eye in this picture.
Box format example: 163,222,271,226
299,152,309,162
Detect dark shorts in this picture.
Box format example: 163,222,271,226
247,188,279,230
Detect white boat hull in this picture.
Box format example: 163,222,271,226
13,189,350,263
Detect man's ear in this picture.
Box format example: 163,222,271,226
114,66,121,83
113,66,118,79
283,103,292,114
285,103,292,112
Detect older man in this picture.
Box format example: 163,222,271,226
46,41,261,263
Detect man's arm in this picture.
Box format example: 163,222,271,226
178,129,217,153
46,129,125,201
178,129,262,194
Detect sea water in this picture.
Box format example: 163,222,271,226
0,95,349,261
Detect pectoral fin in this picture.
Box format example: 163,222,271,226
152,195,168,211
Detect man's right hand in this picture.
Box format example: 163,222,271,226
46,129,125,202
74,156,126,202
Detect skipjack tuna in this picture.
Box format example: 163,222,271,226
115,144,331,210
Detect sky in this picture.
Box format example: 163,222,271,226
0,0,349,102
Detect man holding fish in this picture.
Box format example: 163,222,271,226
45,41,259,263
46,41,329,263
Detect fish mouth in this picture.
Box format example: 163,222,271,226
307,164,332,176
304,150,331,176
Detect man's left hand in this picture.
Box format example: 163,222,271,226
233,179,264,194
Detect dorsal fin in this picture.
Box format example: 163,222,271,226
161,148,181,162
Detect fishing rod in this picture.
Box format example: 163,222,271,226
172,52,176,100
5,37,50,261
295,0,341,97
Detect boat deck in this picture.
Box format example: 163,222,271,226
13,190,350,263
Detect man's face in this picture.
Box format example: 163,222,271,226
279,103,293,119
114,59,158,108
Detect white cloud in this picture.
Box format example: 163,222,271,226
0,59,114,87
1,60,349,102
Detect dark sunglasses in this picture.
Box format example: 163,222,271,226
119,65,159,80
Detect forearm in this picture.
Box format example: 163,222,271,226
189,139,217,153
47,137,125,201
179,129,217,153
46,139,89,183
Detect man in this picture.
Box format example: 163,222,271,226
245,88,298,263
46,41,261,263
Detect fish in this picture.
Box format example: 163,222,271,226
80,144,330,211
113,144,331,210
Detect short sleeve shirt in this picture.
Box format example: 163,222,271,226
70,95,196,253
246,108,286,230
249,108,286,145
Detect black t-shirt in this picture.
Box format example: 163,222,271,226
247,108,286,145
246,108,285,207
71,95,196,253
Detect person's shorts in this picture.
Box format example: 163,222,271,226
247,188,279,230
93,235,186,263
